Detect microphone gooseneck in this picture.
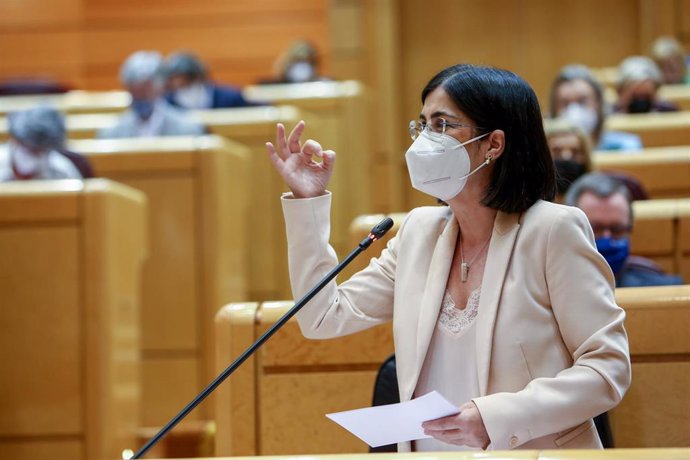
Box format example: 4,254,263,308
130,217,395,458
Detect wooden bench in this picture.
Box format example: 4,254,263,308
593,148,690,199
0,90,130,117
66,136,249,427
604,111,690,148
346,200,690,282
0,179,148,460
214,285,690,456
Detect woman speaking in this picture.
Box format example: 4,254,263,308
266,63,631,451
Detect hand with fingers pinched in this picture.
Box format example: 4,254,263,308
422,401,491,449
266,120,336,199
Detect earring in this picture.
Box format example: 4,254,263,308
485,154,493,164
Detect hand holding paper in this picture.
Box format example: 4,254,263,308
326,391,460,448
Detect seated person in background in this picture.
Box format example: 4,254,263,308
268,40,329,84
564,172,683,287
614,56,679,113
1,106,83,181
650,36,689,85
549,64,642,151
162,51,253,110
544,118,592,200
98,51,205,138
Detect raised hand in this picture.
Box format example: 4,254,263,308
266,120,336,199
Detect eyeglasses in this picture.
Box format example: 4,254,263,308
591,224,632,239
408,118,481,140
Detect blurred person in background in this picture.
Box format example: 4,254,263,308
269,40,329,84
98,50,205,138
549,64,641,151
163,51,253,110
1,106,84,181
649,36,689,85
565,173,683,287
613,56,679,113
543,118,592,201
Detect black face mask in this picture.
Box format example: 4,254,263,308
628,97,653,113
554,159,587,195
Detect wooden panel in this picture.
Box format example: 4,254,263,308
0,0,81,26
0,179,82,223
142,356,200,427
121,176,198,352
259,371,378,454
604,112,690,148
0,440,83,460
0,227,82,436
612,362,690,447
593,150,690,198
214,303,258,456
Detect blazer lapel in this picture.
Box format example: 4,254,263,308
476,210,521,396
402,212,457,401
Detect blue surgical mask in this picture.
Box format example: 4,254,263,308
132,99,155,120
595,237,629,275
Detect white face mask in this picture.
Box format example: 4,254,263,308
174,82,212,109
10,141,45,177
405,129,491,201
285,62,315,83
561,103,598,135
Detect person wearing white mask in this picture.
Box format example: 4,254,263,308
162,52,253,110
1,106,82,181
98,51,206,139
267,64,630,451
549,64,642,152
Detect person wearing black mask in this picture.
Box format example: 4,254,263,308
565,173,683,287
544,119,591,201
614,56,679,114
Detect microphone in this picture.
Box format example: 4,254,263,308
130,217,395,458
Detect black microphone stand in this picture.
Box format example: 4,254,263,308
130,217,395,458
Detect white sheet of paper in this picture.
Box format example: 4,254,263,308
326,391,460,448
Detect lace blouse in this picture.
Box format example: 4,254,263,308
414,287,482,452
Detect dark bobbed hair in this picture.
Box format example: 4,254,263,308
548,64,605,140
422,64,556,213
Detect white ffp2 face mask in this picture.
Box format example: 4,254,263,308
561,103,598,135
405,129,491,201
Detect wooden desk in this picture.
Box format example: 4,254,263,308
146,449,690,460
612,286,690,447
0,90,130,117
215,301,394,456
604,112,690,148
0,179,147,460
593,148,690,198
67,136,249,427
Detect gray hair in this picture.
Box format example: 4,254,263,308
617,56,663,88
162,52,208,81
8,106,66,151
120,50,164,85
564,172,633,221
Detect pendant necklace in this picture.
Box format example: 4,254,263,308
459,233,492,282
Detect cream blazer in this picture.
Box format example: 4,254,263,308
282,193,631,451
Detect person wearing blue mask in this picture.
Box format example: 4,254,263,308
98,51,206,139
565,172,683,287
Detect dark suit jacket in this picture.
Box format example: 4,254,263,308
166,83,255,109
617,256,684,287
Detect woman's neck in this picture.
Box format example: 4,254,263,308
447,190,497,247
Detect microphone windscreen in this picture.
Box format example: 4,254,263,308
371,217,394,240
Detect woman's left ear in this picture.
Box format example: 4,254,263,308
485,129,505,162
